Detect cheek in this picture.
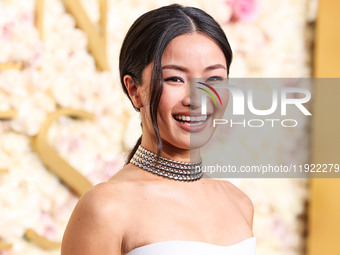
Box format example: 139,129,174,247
158,88,177,118
221,89,229,107
215,89,229,116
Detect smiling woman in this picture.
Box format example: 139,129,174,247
157,33,230,150
61,4,255,255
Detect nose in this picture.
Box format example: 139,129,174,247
182,78,201,110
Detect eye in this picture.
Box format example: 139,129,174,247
206,76,224,83
164,76,184,83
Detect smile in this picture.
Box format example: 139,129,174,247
173,115,210,132
173,114,210,126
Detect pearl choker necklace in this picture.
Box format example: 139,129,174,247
130,145,203,181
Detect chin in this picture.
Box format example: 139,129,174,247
190,130,214,150
167,137,191,151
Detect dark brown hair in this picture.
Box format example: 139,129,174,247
119,4,232,164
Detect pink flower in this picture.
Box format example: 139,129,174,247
40,210,57,240
228,0,260,22
1,22,14,39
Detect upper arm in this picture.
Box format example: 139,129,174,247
61,183,125,255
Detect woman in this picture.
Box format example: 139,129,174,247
61,4,255,255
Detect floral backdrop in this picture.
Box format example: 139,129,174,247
0,0,317,254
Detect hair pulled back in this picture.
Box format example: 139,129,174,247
119,4,232,164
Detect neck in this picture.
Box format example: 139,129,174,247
140,137,201,163
130,141,203,181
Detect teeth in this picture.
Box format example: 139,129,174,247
173,115,208,122
179,122,205,127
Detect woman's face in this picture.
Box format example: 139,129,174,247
140,32,229,153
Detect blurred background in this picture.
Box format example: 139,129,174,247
0,0,339,254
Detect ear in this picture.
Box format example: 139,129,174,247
123,75,143,109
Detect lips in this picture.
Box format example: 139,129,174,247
173,114,208,123
172,113,211,132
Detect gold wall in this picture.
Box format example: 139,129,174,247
309,0,340,254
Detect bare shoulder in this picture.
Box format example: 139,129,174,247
218,179,254,228
61,181,133,255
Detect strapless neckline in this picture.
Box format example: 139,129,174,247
125,236,256,255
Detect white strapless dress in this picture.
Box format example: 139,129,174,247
125,236,256,255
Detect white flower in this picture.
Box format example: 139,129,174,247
0,0,316,254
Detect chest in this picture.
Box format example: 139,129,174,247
122,188,251,254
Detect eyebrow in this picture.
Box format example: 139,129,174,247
162,64,226,72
